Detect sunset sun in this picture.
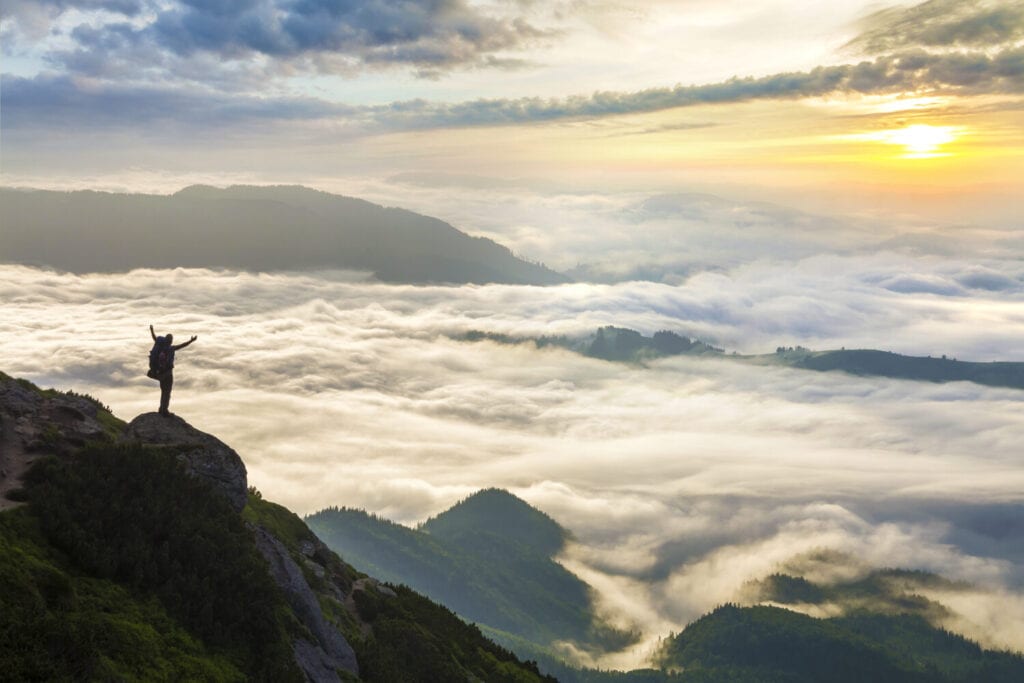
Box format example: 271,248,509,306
880,123,959,158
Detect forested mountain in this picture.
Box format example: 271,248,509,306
0,185,567,285
0,372,556,682
656,604,1024,683
306,489,633,655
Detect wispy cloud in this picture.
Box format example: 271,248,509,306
849,0,1024,54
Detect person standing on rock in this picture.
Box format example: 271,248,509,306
149,324,197,416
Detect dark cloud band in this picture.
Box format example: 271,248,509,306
16,0,548,76
5,46,1022,135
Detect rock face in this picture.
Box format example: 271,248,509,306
0,378,110,455
252,526,360,681
122,413,248,512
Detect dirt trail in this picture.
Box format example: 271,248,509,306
0,414,34,511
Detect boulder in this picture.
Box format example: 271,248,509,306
122,413,248,512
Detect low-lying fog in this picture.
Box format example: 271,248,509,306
2,258,1022,667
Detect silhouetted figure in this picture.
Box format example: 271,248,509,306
149,325,197,416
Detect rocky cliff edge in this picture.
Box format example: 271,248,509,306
122,412,248,512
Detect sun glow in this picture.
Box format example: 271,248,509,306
875,124,960,159
835,123,964,161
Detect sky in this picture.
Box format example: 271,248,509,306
2,0,1023,226
2,0,1024,671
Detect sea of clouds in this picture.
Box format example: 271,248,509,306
2,251,1023,666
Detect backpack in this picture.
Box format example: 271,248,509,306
147,338,172,379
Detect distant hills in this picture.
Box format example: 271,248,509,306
769,347,1024,390
655,561,1024,682
0,185,567,285
461,326,1024,391
657,603,1024,682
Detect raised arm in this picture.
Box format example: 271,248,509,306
150,324,157,341
172,335,198,351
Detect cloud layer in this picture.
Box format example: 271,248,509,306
2,261,1023,664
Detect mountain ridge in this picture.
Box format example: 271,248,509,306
0,185,568,285
459,326,1024,391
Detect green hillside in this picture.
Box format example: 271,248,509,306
0,507,248,682
657,603,1024,683
654,562,1024,683
307,490,635,653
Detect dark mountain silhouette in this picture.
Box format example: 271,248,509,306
772,347,1024,390
0,372,555,683
460,326,1024,391
0,185,568,285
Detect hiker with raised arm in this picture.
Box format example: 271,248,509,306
148,325,197,416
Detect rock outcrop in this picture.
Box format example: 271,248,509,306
0,377,111,454
122,413,248,512
1,375,117,509
252,526,360,681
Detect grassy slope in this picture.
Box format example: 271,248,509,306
0,508,245,682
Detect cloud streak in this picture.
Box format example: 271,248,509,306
6,40,1024,137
